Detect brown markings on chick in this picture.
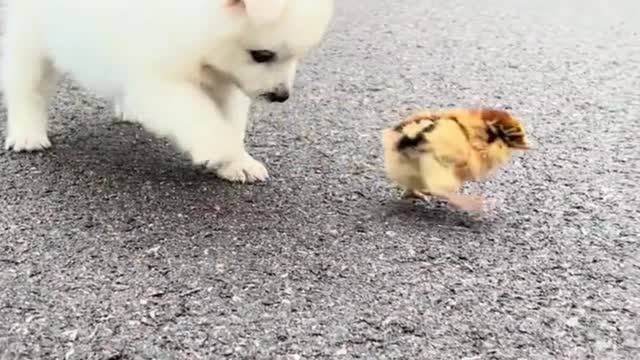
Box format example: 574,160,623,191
478,108,513,123
395,119,438,151
396,133,426,150
445,114,472,142
478,108,529,149
393,111,441,131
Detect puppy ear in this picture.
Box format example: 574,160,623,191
227,0,287,25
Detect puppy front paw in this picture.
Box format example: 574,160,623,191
5,124,51,152
113,101,137,123
215,153,269,183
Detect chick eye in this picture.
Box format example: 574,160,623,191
249,50,276,63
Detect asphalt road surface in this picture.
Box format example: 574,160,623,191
1,0,639,359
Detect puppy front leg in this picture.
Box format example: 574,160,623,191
213,86,268,183
125,81,260,182
113,99,137,124
1,27,57,151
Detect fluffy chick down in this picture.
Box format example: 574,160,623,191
381,108,530,212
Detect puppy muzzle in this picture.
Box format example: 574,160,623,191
262,86,290,103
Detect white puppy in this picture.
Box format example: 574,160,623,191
1,0,334,182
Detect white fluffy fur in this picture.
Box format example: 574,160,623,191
1,0,334,182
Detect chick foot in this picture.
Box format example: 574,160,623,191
402,189,431,201
443,193,485,212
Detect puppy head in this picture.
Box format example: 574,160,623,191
212,0,334,102
226,0,288,26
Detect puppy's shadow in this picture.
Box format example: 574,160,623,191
26,123,272,218
47,125,211,183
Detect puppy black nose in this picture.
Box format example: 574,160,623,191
266,91,289,103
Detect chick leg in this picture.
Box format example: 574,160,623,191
441,193,485,212
402,189,431,201
419,156,485,212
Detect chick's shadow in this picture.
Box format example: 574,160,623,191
379,195,496,231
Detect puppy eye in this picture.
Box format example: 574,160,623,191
249,50,276,63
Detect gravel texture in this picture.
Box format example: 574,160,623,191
1,0,639,359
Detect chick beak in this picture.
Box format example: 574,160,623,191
512,142,531,150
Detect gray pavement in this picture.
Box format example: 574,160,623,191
1,0,640,359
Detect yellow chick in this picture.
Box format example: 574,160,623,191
381,108,530,212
